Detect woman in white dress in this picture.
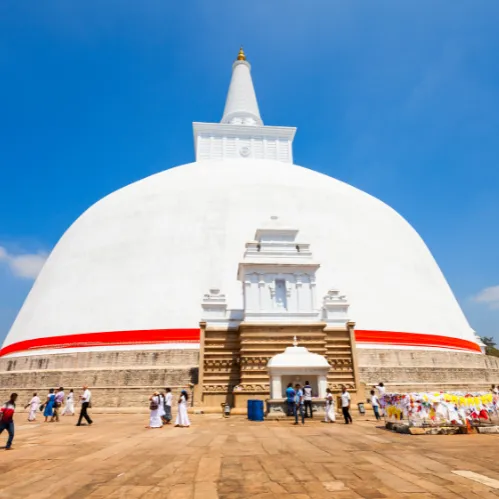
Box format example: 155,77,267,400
62,389,75,416
175,390,191,427
24,392,41,422
324,388,336,423
147,392,163,429
158,392,166,422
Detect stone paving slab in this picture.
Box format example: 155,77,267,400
1,414,499,498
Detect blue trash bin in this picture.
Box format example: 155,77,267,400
247,400,255,420
253,400,264,421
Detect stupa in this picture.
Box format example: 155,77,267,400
1,48,497,409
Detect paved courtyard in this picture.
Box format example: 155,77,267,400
1,412,499,498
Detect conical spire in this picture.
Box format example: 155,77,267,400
221,48,263,126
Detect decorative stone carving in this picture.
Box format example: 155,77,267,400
322,289,350,325
238,384,270,392
204,359,237,372
204,384,230,393
201,289,227,317
239,146,251,157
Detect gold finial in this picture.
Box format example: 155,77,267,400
237,46,246,61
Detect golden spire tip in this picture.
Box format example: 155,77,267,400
237,46,246,61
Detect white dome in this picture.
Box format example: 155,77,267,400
267,346,330,369
1,158,479,356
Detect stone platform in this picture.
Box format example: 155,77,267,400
0,349,200,408
3,413,499,498
266,398,328,419
358,347,499,393
3,346,499,411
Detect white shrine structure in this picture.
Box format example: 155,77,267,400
267,336,331,400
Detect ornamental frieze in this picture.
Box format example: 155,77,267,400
240,356,269,364
236,383,270,392
204,359,236,369
203,384,230,393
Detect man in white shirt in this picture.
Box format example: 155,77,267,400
375,382,386,416
303,381,313,419
341,386,353,424
163,387,173,424
370,390,381,420
76,385,93,426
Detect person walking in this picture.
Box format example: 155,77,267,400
285,383,295,417
147,392,163,429
324,388,336,423
293,383,305,425
51,387,65,422
174,390,191,427
163,388,173,424
0,393,17,450
375,383,386,416
76,385,93,426
43,389,56,423
341,386,353,424
62,389,75,416
303,381,313,418
25,392,40,422
370,390,381,421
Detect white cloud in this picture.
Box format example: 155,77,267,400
473,286,499,310
0,246,48,280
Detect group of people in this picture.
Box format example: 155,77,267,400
147,388,191,428
25,387,75,423
24,386,93,426
284,381,353,425
0,385,94,450
284,381,388,425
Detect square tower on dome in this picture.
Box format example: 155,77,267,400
237,216,320,323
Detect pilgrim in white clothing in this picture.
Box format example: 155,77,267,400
26,394,41,421
324,390,336,423
158,393,166,419
175,390,191,427
163,390,173,423
62,391,75,416
148,394,163,428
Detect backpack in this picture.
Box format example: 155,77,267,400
149,396,159,411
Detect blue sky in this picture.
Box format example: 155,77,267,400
1,1,498,345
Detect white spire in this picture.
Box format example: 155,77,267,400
221,48,263,126
192,48,296,162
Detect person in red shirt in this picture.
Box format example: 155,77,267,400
0,393,18,450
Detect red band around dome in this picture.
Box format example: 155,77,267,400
0,328,481,357
354,330,481,352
